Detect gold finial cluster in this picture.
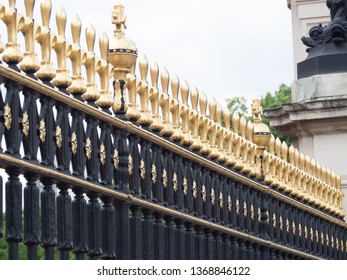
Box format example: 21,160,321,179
262,135,344,218
0,1,344,219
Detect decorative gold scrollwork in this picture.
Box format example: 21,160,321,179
85,138,92,159
211,188,215,206
202,185,207,202
162,169,168,188
140,160,145,180
236,199,240,215
250,205,255,220
286,219,289,233
243,201,247,217
151,164,157,184
293,221,296,235
22,111,29,136
266,210,270,223
299,224,302,237
173,173,178,192
228,195,232,212
39,119,46,142
128,155,133,175
310,228,313,241
321,232,324,245
183,177,188,196
279,217,284,231
71,132,77,154
113,149,119,170
192,181,197,199
273,213,277,228
100,143,106,165
304,226,308,239
219,193,223,208
316,230,319,243
258,208,261,222
4,104,11,130
56,126,62,148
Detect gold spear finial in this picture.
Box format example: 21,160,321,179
82,23,100,102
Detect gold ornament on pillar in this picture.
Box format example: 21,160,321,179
251,99,271,179
108,3,138,116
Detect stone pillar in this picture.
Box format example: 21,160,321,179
265,1,347,218
287,0,329,79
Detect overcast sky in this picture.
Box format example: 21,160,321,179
15,0,295,111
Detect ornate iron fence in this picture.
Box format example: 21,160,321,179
0,0,346,260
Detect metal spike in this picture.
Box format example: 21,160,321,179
139,54,148,81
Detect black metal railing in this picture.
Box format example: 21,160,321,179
0,0,346,260
0,64,346,260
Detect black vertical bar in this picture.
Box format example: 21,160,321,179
56,186,72,260
140,140,151,199
222,234,231,260
211,173,220,223
128,134,141,196
116,130,130,194
101,197,116,259
214,232,223,260
230,236,239,260
71,110,86,177
0,176,3,238
246,241,254,260
153,212,165,260
87,192,102,260
254,243,261,260
230,180,237,228
39,98,56,166
238,239,247,260
163,150,174,206
142,209,154,260
85,117,100,181
165,216,176,259
152,145,163,203
99,123,114,187
194,224,204,260
55,103,71,171
41,179,57,260
204,228,214,260
184,222,195,260
238,183,245,230
130,205,142,259
173,154,183,209
0,86,4,152
253,191,261,235
245,189,252,232
72,189,88,260
4,81,22,156
186,160,194,213
115,201,130,260
24,174,40,260
175,219,186,259
22,88,39,162
5,169,22,260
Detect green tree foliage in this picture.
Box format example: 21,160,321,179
225,96,248,116
260,83,292,145
261,83,291,109
225,83,292,145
